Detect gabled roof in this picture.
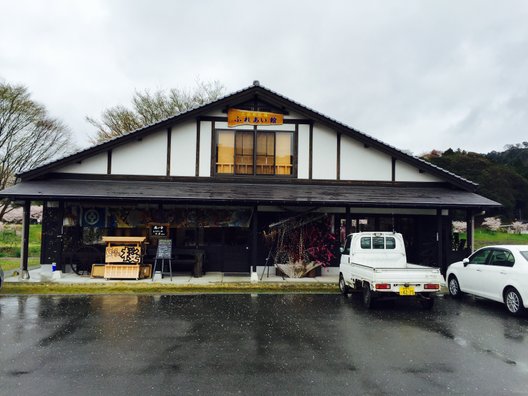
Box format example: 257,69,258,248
18,82,477,191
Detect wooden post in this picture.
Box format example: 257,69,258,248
466,209,474,253
436,209,444,271
20,201,31,279
251,206,258,273
345,207,351,236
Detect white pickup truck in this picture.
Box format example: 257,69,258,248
338,232,444,309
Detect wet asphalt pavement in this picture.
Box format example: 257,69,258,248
1,293,527,396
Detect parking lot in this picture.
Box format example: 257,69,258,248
1,293,527,395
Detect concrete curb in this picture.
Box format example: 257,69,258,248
3,265,41,279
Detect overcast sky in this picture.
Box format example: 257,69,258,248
1,0,528,155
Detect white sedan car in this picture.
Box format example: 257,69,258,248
446,245,528,315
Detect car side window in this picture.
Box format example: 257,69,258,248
469,249,491,265
490,249,515,267
385,237,396,249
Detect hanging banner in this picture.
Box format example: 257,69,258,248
227,108,283,127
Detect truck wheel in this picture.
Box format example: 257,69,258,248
339,274,351,295
363,285,375,309
448,276,462,299
420,296,435,310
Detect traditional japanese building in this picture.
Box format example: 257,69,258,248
0,82,500,278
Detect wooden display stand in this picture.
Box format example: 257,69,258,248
101,236,149,280
91,264,106,278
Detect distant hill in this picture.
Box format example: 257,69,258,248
422,144,528,221
487,142,528,181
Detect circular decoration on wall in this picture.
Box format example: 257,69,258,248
83,209,100,226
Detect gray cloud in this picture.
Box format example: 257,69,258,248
1,0,528,154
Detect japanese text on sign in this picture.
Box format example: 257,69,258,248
106,246,142,264
227,109,284,127
150,224,169,237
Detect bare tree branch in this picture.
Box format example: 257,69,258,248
0,82,74,220
87,79,225,143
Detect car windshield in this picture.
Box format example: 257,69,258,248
520,251,528,262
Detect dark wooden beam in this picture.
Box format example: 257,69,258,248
107,150,112,175
392,157,396,182
195,121,200,177
309,124,313,180
294,124,299,178
210,122,216,176
337,133,341,180
166,127,172,176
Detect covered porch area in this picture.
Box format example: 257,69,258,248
2,178,500,280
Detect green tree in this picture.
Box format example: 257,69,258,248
487,143,528,181
0,82,74,220
87,80,225,143
423,149,528,220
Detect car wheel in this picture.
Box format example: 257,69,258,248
339,274,351,295
504,287,525,316
448,276,462,298
363,285,375,309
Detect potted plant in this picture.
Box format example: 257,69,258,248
266,215,338,278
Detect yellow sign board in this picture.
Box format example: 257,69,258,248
227,108,284,127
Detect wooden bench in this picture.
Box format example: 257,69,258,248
172,248,205,278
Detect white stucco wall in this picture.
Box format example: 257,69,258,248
395,160,442,182
111,131,167,175
340,135,392,181
56,152,108,174
255,123,296,132
284,110,305,120
199,121,212,177
170,120,197,176
53,107,447,185
297,124,310,179
215,121,233,130
312,124,337,180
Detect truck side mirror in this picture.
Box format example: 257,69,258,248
339,247,344,254
463,258,469,267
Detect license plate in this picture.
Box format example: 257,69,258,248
399,286,415,296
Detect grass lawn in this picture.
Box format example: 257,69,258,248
0,257,41,271
0,224,41,255
461,229,528,250
0,224,41,272
0,282,340,295
460,228,528,250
